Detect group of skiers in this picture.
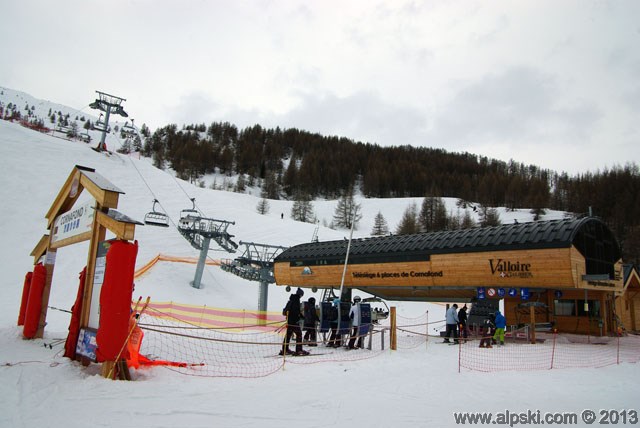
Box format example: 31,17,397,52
282,290,509,355
443,303,506,347
280,288,365,356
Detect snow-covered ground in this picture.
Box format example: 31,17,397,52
0,108,638,427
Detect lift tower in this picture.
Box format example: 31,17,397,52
89,91,128,152
177,201,238,289
220,241,288,313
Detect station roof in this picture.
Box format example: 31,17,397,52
275,216,621,266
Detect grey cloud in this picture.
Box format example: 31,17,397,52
275,91,428,146
431,66,601,147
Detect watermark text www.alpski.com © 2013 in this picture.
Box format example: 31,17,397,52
453,409,638,426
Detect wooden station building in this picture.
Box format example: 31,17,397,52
274,216,634,336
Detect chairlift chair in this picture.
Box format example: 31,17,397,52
362,297,390,323
93,113,110,133
121,120,137,138
144,199,170,227
179,198,201,225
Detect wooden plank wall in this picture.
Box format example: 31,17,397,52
275,248,578,289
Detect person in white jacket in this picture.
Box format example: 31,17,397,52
443,304,459,343
347,296,363,349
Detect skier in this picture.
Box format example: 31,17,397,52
347,295,363,349
280,288,309,356
443,304,459,343
303,297,319,346
327,298,341,348
493,310,506,346
479,313,495,348
458,304,468,340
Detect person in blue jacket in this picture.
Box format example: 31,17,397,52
493,310,506,346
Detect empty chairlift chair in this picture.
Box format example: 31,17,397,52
144,199,170,227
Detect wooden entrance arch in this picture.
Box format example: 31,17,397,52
29,165,140,345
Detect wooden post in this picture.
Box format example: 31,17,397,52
529,304,536,344
390,306,397,351
79,209,107,328
35,246,57,339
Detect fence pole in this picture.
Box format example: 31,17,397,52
426,310,429,351
550,331,557,370
390,307,397,351
458,337,461,373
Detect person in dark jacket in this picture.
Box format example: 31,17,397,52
479,313,495,348
281,288,309,356
303,297,319,346
327,298,341,348
458,304,468,340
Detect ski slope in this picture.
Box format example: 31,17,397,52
0,116,636,428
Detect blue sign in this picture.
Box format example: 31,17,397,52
520,288,530,300
497,288,506,298
76,328,97,362
477,287,486,299
508,288,518,297
554,290,563,299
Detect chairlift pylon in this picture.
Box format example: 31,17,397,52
144,199,170,227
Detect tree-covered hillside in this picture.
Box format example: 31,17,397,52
141,121,640,264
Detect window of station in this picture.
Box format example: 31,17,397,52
554,299,600,317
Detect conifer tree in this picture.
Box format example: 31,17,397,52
256,198,270,215
235,174,246,193
396,202,419,235
371,211,389,236
332,186,362,230
479,206,501,227
291,193,315,223
419,196,448,232
460,210,476,229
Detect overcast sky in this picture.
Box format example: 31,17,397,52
1,1,639,174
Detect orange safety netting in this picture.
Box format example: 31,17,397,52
134,254,220,279
128,303,431,378
137,301,285,331
458,332,640,372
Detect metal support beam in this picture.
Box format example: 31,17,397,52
258,280,268,313
192,236,211,289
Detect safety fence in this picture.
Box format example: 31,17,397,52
135,303,431,378
139,301,284,331
395,312,431,350
458,333,640,372
134,254,219,279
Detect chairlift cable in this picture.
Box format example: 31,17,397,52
169,173,206,215
126,156,177,229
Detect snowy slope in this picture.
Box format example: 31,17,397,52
0,98,636,428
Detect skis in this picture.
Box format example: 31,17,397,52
269,352,327,358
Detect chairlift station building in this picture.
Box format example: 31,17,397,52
275,217,639,336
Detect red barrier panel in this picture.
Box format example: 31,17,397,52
17,271,33,326
64,267,87,359
96,240,138,362
23,263,47,339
